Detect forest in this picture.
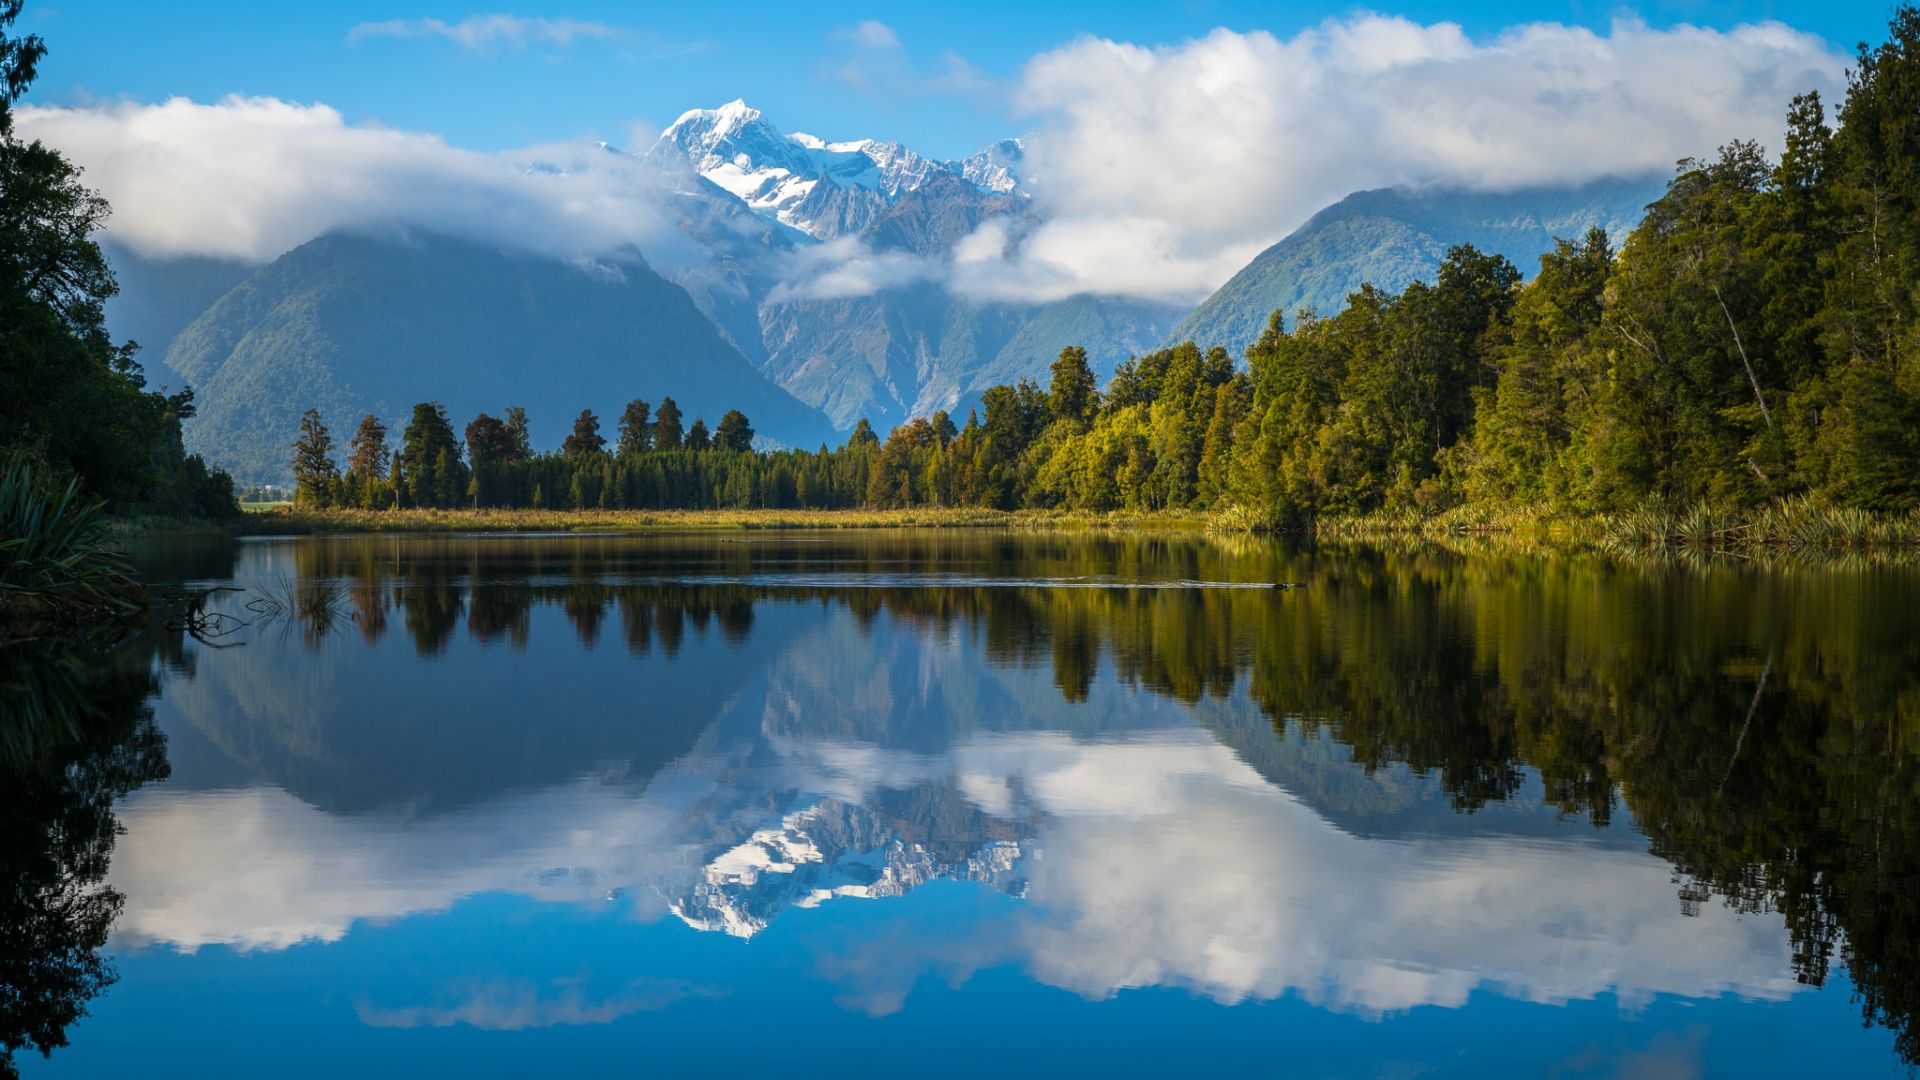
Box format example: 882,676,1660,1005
289,8,1920,527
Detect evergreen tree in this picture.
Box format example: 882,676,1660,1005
714,410,754,452
562,409,605,458
465,412,518,507
616,399,653,456
346,414,388,480
685,418,711,452
398,402,464,509
504,406,532,461
653,397,684,450
290,408,337,508
930,410,957,448
1048,346,1098,426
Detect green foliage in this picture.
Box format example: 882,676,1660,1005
290,408,337,508
346,414,388,482
1047,346,1098,426
561,408,604,459
652,397,683,451
714,410,754,453
0,3,236,521
616,399,652,456
396,403,466,509
0,452,142,626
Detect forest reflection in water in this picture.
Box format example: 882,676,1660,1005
5,529,1919,1074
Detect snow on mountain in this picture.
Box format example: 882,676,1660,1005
672,798,1026,939
648,99,1027,240
960,138,1027,195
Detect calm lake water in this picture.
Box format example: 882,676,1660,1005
8,531,1920,1077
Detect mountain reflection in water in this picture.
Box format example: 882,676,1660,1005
8,531,1919,1076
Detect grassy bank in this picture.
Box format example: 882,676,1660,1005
1288,498,1920,560
156,500,1920,561
233,505,1219,535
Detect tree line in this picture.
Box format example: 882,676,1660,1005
296,8,1920,522
290,397,799,509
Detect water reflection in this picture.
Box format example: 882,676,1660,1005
14,532,1920,1072
0,629,173,1074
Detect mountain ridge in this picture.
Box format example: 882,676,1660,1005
1166,175,1667,355
163,229,838,483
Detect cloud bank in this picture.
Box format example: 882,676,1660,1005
17,15,1852,301
14,96,674,264
968,15,1849,301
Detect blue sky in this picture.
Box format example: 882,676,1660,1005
18,0,1892,159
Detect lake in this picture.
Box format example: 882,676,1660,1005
7,530,1919,1077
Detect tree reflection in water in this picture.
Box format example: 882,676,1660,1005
272,533,1920,1062
11,532,1920,1067
0,631,172,1076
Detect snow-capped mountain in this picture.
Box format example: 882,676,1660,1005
960,137,1027,195
673,798,1026,938
647,99,1027,240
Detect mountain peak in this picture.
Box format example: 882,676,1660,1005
668,98,759,131
647,102,1028,240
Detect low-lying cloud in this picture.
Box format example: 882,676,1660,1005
967,15,1850,301
14,96,673,264
765,236,945,303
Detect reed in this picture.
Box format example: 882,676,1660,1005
0,454,145,628
1603,497,1920,554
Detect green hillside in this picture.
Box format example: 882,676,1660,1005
166,230,838,482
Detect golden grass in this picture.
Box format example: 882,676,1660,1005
195,500,1920,565
235,505,1220,535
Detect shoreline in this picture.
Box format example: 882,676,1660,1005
107,503,1920,560
223,506,1214,534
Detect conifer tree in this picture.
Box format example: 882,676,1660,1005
504,407,532,461
652,397,684,450
715,410,754,452
291,408,338,508
1049,346,1098,426
617,399,653,456
562,409,605,458
346,414,388,480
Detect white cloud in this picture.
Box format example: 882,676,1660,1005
958,15,1851,302
109,727,1802,1016
766,235,944,302
821,19,997,100
347,14,624,52
834,19,901,51
357,978,723,1030
13,96,674,263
